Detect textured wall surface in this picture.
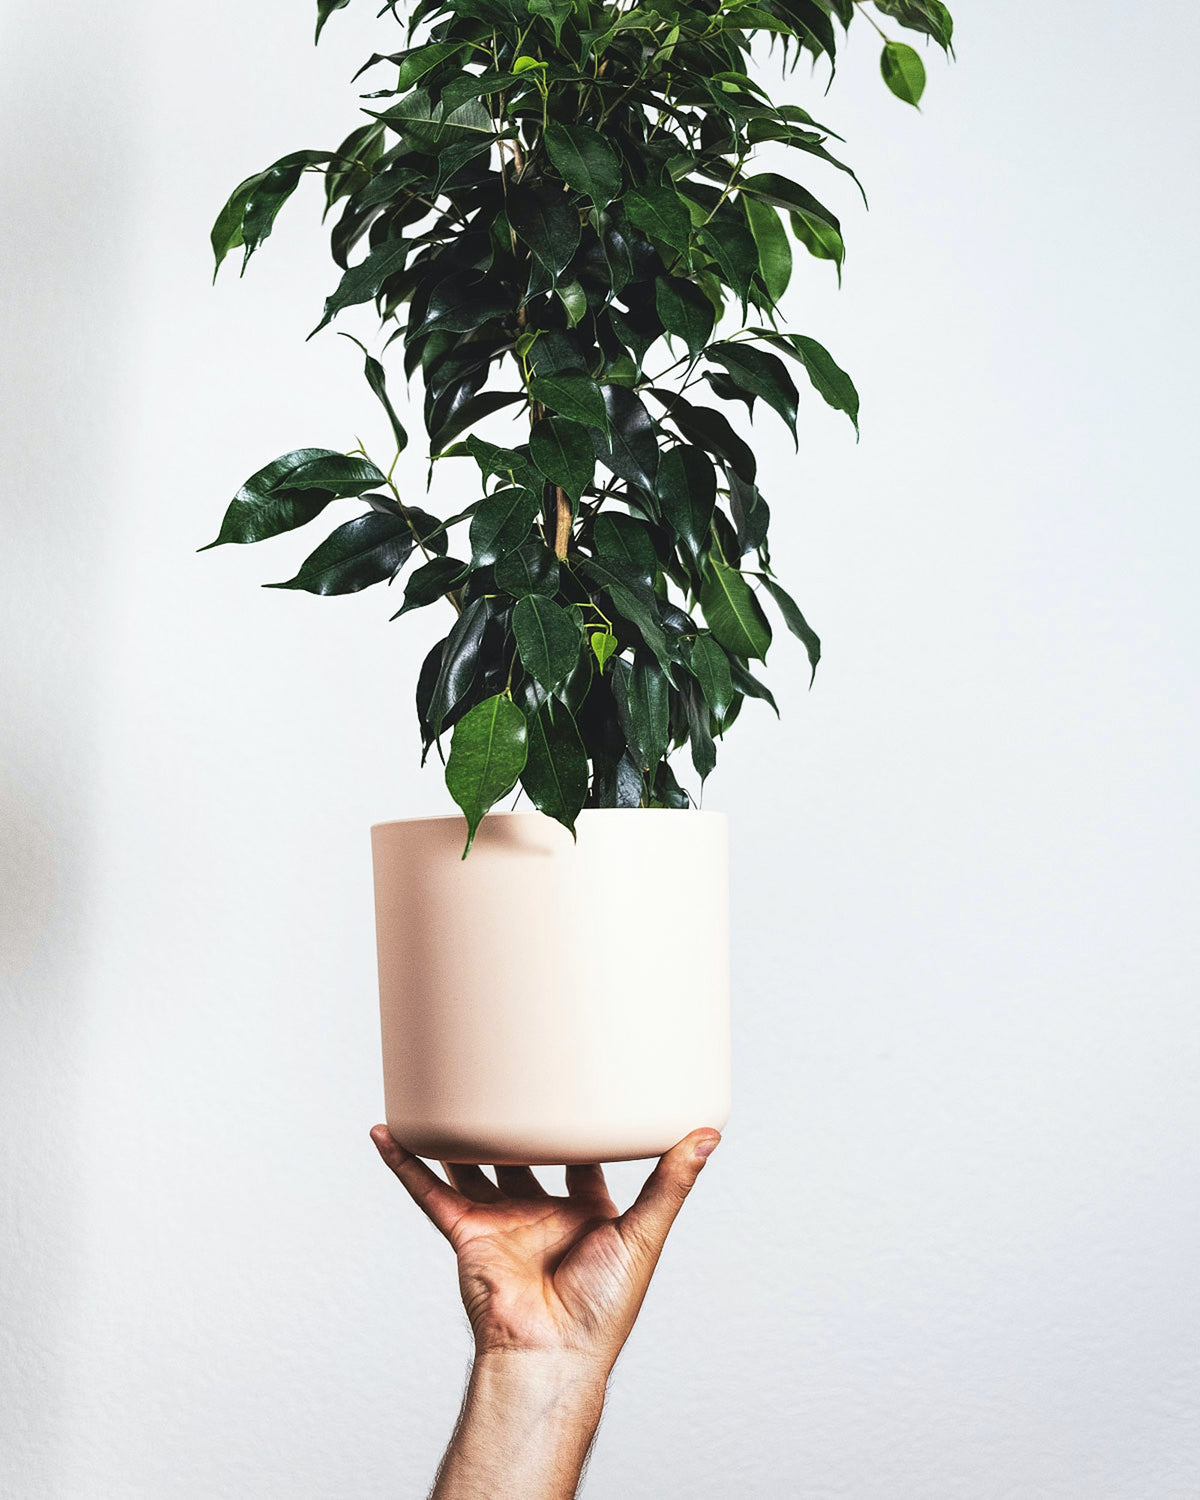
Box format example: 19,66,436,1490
3,1,1198,1495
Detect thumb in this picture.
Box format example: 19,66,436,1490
618,1128,721,1267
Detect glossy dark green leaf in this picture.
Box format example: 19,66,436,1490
520,699,588,833
875,0,953,50
757,573,821,682
212,150,332,277
681,678,717,782
418,272,512,336
544,122,622,207
881,41,926,106
390,555,468,618
698,219,758,307
579,557,675,676
462,435,542,492
428,596,492,735
593,513,658,587
446,694,528,855
706,344,799,439
624,184,692,260
741,172,844,269
655,445,717,560
648,390,757,484
729,655,779,716
591,386,658,493
688,633,735,723
530,417,595,503
614,650,670,770
309,237,408,336
265,510,413,594
495,541,559,598
430,391,525,455
700,558,772,661
340,334,408,453
202,449,386,548
743,197,792,305
469,487,541,566
315,0,351,42
513,594,581,694
529,371,608,434
508,182,581,276
655,277,714,361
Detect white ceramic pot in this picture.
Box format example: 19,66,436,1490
370,809,730,1165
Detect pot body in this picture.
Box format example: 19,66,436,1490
371,809,730,1165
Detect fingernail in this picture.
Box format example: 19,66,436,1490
694,1136,719,1160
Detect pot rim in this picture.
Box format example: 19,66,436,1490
370,807,727,834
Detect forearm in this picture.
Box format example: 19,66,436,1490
431,1350,610,1500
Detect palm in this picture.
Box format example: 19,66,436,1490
449,1179,640,1355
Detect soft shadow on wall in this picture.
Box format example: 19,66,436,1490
0,4,141,1494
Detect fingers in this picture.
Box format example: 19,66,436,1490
565,1163,611,1200
370,1126,469,1238
442,1162,503,1203
494,1164,550,1198
617,1129,721,1266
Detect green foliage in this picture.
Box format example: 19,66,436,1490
207,0,954,839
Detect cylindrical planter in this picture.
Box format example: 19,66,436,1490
371,809,730,1165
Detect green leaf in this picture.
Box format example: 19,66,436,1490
875,0,953,50
613,650,670,769
789,334,860,433
211,150,332,277
529,371,608,434
741,172,844,270
681,678,716,782
593,513,658,588
743,197,792,305
265,510,413,595
556,280,588,327
428,596,492,735
655,445,716,560
429,391,525,456
530,417,595,503
394,41,466,89
462,435,542,491
729,655,778,715
418,272,512,336
508,183,581,276
648,390,757,484
756,574,821,683
590,631,618,671
698,219,759,308
700,558,772,661
315,0,351,42
520,699,588,834
881,41,926,106
655,277,714,361
495,541,560,598
705,345,799,440
390,555,468,618
469,487,542,567
513,594,582,695
340,334,408,453
309,237,408,337
202,449,386,548
688,633,734,723
446,695,529,855
591,386,658,494
544,122,622,207
579,557,676,676
624,184,693,260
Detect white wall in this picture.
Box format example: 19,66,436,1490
3,1,1198,1495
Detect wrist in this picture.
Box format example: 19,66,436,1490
469,1346,611,1413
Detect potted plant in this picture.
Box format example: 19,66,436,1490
207,0,954,1162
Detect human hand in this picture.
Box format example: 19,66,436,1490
369,1127,721,1377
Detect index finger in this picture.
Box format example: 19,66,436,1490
370,1125,468,1239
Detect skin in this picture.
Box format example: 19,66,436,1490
370,1125,721,1500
